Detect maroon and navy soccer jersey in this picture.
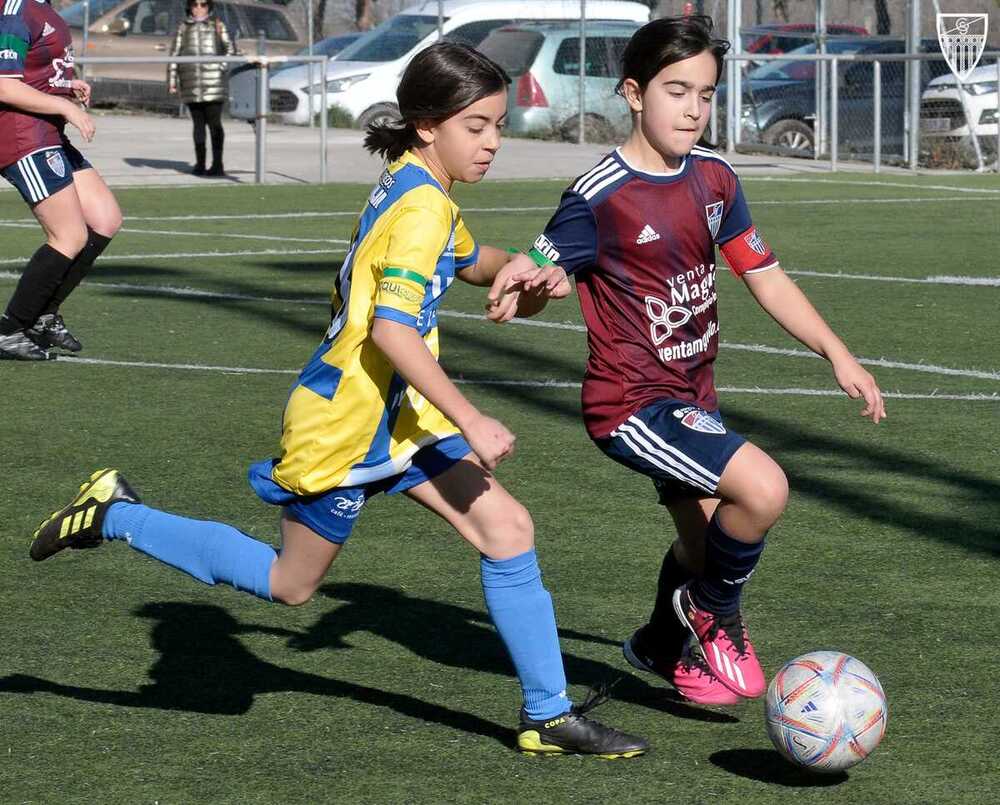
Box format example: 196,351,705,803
536,146,779,439
0,0,76,168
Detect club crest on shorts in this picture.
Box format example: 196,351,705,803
705,201,723,239
744,227,768,256
45,150,66,179
673,406,727,434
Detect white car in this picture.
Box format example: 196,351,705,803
264,0,650,127
920,62,999,149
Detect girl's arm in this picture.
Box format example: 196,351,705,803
461,246,570,319
743,267,886,423
370,318,515,469
0,80,94,140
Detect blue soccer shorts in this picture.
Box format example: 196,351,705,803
595,399,746,505
246,434,472,544
1,138,92,207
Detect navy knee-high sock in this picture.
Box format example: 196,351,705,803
481,549,569,720
103,502,275,600
690,513,765,616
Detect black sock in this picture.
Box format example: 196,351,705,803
646,546,694,655
691,513,766,616
44,229,113,315
1,244,76,332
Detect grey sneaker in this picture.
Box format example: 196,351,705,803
28,313,82,352
0,330,49,361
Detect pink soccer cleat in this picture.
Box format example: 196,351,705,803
623,627,744,706
672,583,766,698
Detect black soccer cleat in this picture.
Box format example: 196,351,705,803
516,708,648,759
28,313,82,353
30,469,141,561
0,330,49,361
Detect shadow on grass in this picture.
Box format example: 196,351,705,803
0,601,513,747
710,748,849,787
294,582,740,725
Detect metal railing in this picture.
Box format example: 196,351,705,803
723,51,1000,173
76,54,331,184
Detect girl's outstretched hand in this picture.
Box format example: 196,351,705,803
486,254,571,323
833,356,886,423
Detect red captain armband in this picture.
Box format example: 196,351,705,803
719,226,778,278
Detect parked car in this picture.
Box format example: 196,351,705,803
920,61,999,154
741,23,869,61
280,0,650,129
478,21,640,141
717,38,951,156
228,32,362,120
59,0,303,107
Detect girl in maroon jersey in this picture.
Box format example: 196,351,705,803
0,0,122,360
488,16,886,706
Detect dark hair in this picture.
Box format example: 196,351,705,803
615,15,730,96
186,0,214,15
364,41,510,162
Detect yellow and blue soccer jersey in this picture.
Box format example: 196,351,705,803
270,151,479,495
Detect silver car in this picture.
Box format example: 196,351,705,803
478,21,640,142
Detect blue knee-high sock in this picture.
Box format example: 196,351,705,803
481,549,569,721
102,502,275,600
691,513,765,616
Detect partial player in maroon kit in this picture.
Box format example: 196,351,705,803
0,0,122,360
488,16,886,707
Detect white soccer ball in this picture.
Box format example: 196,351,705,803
765,651,888,773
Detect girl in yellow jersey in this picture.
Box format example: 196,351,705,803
30,43,648,758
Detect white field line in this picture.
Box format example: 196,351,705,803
0,275,990,383
2,194,999,228
44,356,1000,402
0,221,347,245
0,248,346,265
745,177,1000,194
758,268,1000,287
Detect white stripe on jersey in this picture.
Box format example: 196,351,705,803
572,157,615,193
613,422,716,494
575,160,620,196
627,415,722,483
582,169,628,200
691,146,736,173
4,0,24,17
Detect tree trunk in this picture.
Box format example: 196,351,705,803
356,0,376,31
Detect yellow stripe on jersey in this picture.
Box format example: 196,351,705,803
271,151,480,496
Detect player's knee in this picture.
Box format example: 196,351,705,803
95,209,123,238
480,501,534,557
748,466,788,525
273,583,317,607
51,225,88,258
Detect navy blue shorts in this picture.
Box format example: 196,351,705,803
246,434,472,544
1,139,92,207
595,399,746,505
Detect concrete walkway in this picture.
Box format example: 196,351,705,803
5,112,921,191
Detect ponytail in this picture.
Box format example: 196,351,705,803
363,120,419,162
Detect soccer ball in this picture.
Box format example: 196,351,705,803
765,651,888,773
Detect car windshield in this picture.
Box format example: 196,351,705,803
748,40,869,81
334,15,444,63
294,35,359,58
478,29,544,76
60,0,124,28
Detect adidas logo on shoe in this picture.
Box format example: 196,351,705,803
636,224,661,244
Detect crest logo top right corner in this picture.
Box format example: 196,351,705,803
936,13,990,83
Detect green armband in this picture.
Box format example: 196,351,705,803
527,247,556,268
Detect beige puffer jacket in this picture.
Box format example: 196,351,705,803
168,15,239,104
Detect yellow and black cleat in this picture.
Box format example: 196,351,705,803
516,710,648,759
30,468,141,562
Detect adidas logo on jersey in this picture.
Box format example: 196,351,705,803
636,224,661,245
42,22,56,38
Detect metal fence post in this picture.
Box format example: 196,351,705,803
578,0,586,145
873,60,881,174
996,59,1000,173
320,56,328,183
256,60,268,184
82,1,90,80
830,57,838,171
307,1,314,129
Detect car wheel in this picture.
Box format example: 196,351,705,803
560,114,616,144
356,103,401,131
763,119,814,155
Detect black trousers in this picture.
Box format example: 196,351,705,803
189,101,225,165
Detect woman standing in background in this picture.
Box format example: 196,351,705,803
168,0,238,176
